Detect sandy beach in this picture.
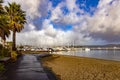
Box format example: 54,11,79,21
42,54,120,80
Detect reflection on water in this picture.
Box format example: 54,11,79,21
52,50,120,61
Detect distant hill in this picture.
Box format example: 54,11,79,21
72,44,120,48
105,44,120,47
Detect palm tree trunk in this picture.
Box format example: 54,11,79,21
12,28,16,51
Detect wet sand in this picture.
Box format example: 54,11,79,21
42,54,120,80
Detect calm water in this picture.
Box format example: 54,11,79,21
52,50,120,61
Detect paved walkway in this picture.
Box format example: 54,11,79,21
3,54,56,80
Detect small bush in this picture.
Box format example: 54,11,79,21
0,44,11,58
0,63,5,73
11,51,17,61
0,44,3,57
0,44,3,50
1,48,10,57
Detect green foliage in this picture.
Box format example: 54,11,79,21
11,51,17,60
1,48,10,57
0,63,5,72
5,2,26,32
0,44,3,58
5,2,26,51
0,44,2,50
0,0,10,47
0,1,26,51
19,45,23,49
0,0,4,14
0,15,10,39
0,44,10,58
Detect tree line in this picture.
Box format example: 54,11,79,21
0,0,26,51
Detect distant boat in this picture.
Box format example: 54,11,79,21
66,48,71,51
85,48,90,51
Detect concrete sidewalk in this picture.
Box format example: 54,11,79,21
2,54,57,80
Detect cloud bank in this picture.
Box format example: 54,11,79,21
4,0,120,46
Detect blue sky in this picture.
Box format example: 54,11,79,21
50,0,63,7
76,0,99,15
4,0,120,46
34,0,100,31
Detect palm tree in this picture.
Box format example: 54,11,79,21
5,2,26,51
0,0,10,47
0,19,10,47
0,0,3,13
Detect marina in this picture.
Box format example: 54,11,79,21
52,50,120,61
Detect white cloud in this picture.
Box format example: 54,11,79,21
61,12,85,24
4,0,49,19
50,2,64,22
42,19,57,38
5,0,120,46
76,0,120,42
50,0,85,25
16,25,74,47
66,0,76,11
98,0,113,8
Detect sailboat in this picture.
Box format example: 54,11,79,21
85,48,90,51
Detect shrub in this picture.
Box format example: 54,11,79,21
11,51,17,61
0,63,5,73
0,44,2,50
1,48,10,57
0,44,11,58
0,44,3,58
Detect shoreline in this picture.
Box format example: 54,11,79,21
52,53,120,62
41,54,120,80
